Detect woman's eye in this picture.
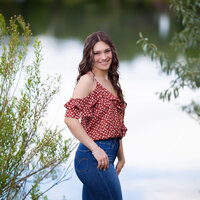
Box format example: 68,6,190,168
105,49,111,53
94,52,100,55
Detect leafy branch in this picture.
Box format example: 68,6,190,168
0,13,75,199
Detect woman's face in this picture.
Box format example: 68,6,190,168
92,41,112,72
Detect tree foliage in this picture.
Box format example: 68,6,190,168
137,0,200,121
0,14,74,199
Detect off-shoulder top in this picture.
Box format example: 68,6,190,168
64,78,127,141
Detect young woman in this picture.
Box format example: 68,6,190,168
64,31,127,200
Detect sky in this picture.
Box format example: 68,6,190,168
25,36,200,200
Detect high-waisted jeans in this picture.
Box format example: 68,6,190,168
74,138,123,200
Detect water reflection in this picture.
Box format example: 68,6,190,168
158,13,170,38
1,2,200,199
0,2,178,60
28,36,200,200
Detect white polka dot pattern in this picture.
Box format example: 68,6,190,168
64,81,127,141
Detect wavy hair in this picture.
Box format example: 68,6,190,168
77,31,125,102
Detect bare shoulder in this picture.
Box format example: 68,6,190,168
72,73,95,98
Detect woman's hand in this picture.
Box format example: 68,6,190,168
115,159,125,176
92,146,109,171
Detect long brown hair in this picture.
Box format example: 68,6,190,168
77,31,125,102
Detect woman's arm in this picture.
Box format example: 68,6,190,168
64,74,109,170
65,117,97,151
115,139,125,175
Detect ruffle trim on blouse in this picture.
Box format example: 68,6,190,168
121,124,128,136
112,98,127,111
64,83,103,119
95,81,127,112
64,81,127,119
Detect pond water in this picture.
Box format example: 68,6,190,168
1,3,200,199
27,36,200,200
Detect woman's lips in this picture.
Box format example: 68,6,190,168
99,59,110,66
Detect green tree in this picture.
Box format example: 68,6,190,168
137,0,200,121
0,14,74,199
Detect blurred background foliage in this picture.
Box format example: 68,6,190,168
0,14,74,199
137,0,200,122
0,0,180,60
0,1,200,199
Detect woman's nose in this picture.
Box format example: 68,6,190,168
101,53,107,59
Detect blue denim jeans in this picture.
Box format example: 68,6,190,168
74,138,123,200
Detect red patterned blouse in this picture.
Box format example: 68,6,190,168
64,79,127,141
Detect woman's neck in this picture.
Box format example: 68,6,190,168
91,69,109,80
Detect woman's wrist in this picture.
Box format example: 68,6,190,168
117,155,125,163
90,144,99,152
118,157,125,163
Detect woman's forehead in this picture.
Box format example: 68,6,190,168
93,41,110,51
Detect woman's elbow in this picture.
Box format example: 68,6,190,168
64,117,77,126
64,117,71,126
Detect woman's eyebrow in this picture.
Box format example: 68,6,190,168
93,48,111,53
